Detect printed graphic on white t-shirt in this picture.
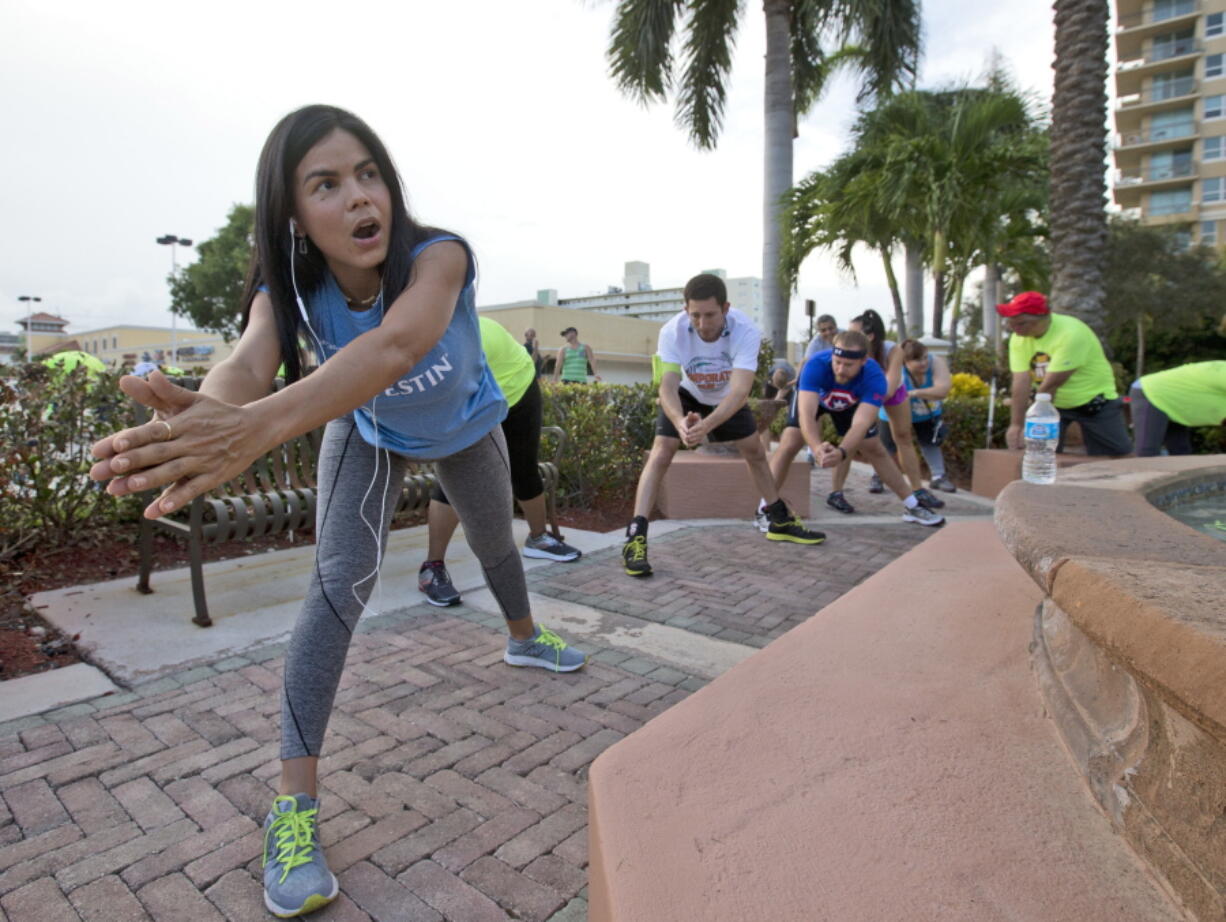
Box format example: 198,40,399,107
657,307,762,407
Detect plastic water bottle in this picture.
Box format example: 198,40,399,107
1022,393,1060,484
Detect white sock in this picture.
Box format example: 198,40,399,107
903,493,919,509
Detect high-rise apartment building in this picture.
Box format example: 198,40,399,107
1114,0,1226,248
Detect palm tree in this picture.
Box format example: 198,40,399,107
785,85,1047,341
781,151,912,338
606,0,921,354
1049,0,1110,336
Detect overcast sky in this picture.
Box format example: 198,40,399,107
0,0,1056,342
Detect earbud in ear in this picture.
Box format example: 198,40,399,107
289,218,298,236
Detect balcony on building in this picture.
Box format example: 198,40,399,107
1117,37,1202,97
1115,160,1199,206
1116,76,1200,136
1117,0,1201,44
1145,186,1199,219
1115,119,1199,158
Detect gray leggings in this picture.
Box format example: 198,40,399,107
878,416,947,478
280,416,528,759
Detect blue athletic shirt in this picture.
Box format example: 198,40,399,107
798,350,889,412
303,235,506,459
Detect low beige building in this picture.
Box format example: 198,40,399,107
70,324,234,371
16,312,71,360
479,305,664,385
14,313,234,371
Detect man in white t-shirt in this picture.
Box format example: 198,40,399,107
622,274,825,577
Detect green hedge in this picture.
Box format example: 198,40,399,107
539,381,658,508
537,381,1013,496
0,363,142,560
938,395,1011,482
6,369,1219,552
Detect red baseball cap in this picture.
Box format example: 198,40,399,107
996,291,1049,317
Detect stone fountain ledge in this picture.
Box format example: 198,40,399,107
995,455,1226,922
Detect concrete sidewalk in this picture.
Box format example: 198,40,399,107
0,463,995,921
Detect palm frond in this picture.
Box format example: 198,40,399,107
675,0,742,148
847,0,922,101
607,0,687,103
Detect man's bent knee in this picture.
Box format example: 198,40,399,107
646,437,680,466
859,437,887,459
735,434,766,461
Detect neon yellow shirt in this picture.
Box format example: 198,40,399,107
479,317,535,408
1008,313,1117,409
1139,361,1226,427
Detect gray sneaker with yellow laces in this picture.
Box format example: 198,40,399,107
262,793,337,918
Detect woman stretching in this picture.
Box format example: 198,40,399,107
90,105,585,918
827,309,944,513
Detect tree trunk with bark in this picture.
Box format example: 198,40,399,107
881,249,907,340
931,230,947,337
1136,314,1146,378
981,262,999,346
762,0,794,355
1050,0,1110,337
948,272,967,352
905,241,924,335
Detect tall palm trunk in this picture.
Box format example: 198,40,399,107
904,241,924,336
762,0,793,355
930,230,947,338
1135,314,1146,377
881,249,907,339
980,262,999,346
1050,0,1110,337
948,272,967,353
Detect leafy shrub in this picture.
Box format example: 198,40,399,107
540,381,657,508
0,363,142,560
948,372,989,399
936,394,1012,481
751,338,775,398
948,345,1004,382
1191,424,1226,455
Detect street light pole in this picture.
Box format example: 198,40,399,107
17,295,42,358
156,234,193,364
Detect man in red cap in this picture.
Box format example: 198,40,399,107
999,291,1132,456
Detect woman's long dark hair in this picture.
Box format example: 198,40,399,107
239,105,448,382
851,309,888,365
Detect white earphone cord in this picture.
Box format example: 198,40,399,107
290,220,389,617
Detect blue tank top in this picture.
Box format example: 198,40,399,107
879,355,942,422
305,235,506,459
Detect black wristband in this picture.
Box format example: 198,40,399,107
838,446,847,460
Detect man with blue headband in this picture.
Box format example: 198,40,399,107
773,330,945,527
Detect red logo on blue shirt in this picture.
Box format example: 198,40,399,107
821,387,858,412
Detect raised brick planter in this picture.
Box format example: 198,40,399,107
656,451,810,519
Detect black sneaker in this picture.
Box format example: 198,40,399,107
418,561,461,606
766,517,826,545
913,488,945,510
868,474,884,494
826,491,855,514
622,535,652,577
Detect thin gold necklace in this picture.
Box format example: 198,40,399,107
339,284,381,308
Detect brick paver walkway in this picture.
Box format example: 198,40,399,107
0,519,953,921
529,523,934,648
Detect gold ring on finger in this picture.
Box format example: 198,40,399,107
154,419,173,441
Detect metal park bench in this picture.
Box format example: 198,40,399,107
131,385,567,626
